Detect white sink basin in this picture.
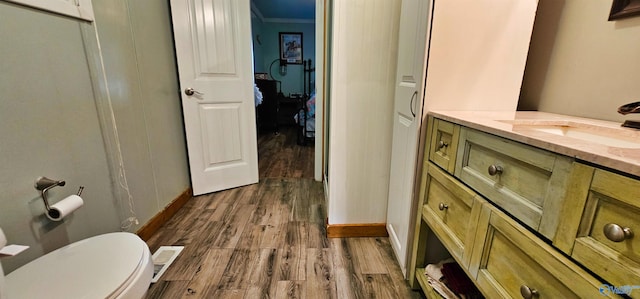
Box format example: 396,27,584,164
498,120,640,149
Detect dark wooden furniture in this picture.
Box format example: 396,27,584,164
255,79,279,133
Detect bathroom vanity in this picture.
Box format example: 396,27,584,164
409,111,640,298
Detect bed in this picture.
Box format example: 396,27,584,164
294,92,315,145
294,59,316,145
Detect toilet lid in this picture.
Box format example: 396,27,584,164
6,232,146,299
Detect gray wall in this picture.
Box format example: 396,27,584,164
0,0,189,273
520,0,640,121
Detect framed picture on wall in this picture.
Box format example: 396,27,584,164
609,0,640,20
279,32,303,64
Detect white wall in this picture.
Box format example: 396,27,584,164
423,0,538,113
327,0,401,224
519,0,640,122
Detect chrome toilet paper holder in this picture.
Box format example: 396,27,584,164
34,176,84,217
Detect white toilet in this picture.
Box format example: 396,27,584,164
0,228,153,299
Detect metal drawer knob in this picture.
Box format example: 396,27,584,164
438,203,448,211
488,164,503,176
438,140,449,149
520,285,539,299
604,223,634,242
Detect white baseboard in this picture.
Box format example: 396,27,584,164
387,223,407,277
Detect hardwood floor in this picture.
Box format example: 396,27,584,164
258,127,314,179
144,128,422,298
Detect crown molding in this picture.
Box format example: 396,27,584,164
250,1,265,22
251,1,314,24
264,18,315,24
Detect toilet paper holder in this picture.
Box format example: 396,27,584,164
34,176,84,216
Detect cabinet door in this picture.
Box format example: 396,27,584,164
469,204,606,298
422,163,481,267
571,168,640,293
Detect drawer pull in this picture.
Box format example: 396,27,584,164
488,164,503,176
520,285,539,299
438,140,449,149
604,223,634,242
438,203,449,211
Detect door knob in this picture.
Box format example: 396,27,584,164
438,203,448,211
520,285,539,299
603,223,633,242
184,88,203,96
488,164,503,176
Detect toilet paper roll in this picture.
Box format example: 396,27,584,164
47,195,84,221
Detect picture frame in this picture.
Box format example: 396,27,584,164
279,32,303,64
609,0,640,20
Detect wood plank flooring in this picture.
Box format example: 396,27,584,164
144,128,422,298
258,127,314,179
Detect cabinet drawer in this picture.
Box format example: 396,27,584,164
422,163,481,267
571,168,640,292
469,204,606,299
429,118,460,173
454,127,573,240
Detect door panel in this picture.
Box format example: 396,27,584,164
200,103,242,165
386,0,432,276
171,0,258,195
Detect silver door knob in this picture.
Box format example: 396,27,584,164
438,140,448,149
603,223,634,242
488,164,503,176
520,285,539,299
184,88,203,96
438,203,448,211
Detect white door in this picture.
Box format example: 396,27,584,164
170,0,258,195
386,0,432,276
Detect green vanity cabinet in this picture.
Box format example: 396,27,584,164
408,115,628,298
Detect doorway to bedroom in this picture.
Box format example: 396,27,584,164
250,0,319,180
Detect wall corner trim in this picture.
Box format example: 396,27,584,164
326,221,389,238
136,188,192,241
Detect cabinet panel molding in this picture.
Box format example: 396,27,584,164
470,203,607,298
571,167,640,291
455,127,573,239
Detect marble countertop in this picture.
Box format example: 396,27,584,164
430,111,640,178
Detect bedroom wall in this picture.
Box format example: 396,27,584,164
258,21,316,96
328,0,401,224
251,11,265,73
519,0,640,122
0,0,190,273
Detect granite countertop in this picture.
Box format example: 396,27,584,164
430,111,640,178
